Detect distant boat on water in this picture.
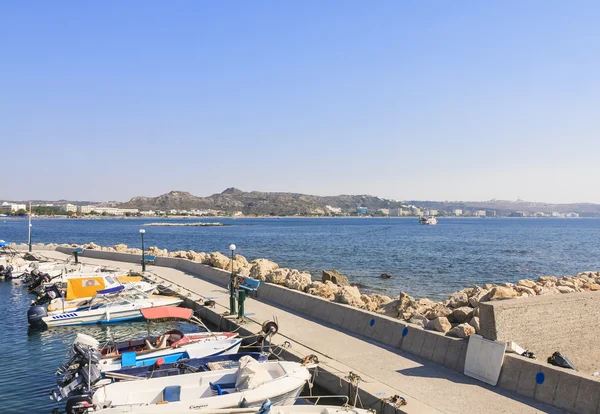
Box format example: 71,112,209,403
419,216,438,225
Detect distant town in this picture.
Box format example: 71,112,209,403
0,201,582,219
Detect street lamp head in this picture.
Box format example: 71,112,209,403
229,244,236,251
139,229,146,234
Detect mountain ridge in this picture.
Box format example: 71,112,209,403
116,188,600,216
4,189,600,216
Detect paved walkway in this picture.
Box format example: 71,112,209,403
41,251,562,414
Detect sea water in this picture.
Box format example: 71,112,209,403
2,217,600,299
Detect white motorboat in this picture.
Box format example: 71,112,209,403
79,357,312,413
419,216,438,225
74,307,242,372
86,401,370,414
28,285,183,327
46,279,158,313
11,258,102,277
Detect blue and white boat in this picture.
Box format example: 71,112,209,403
77,307,243,371
28,285,182,327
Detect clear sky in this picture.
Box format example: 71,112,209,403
1,1,599,203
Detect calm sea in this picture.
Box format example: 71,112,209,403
0,217,599,412
2,217,599,299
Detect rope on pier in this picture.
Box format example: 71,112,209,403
343,372,364,408
379,395,407,411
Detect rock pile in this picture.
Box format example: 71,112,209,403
16,242,600,339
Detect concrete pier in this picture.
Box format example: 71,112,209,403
37,248,568,414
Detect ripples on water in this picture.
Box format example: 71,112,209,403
2,217,600,299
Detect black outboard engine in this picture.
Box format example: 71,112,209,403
28,302,48,325
27,271,50,293
3,266,13,280
36,285,62,305
65,395,94,414
53,342,103,403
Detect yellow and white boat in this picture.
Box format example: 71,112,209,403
47,275,156,312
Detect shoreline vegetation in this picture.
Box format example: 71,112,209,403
13,241,600,340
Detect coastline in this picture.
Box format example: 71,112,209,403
0,215,590,221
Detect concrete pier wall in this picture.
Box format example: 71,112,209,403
50,246,600,413
479,291,600,376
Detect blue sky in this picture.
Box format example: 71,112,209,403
1,1,598,203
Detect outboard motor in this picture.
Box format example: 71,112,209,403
53,341,103,402
27,271,50,293
65,395,94,414
28,302,47,325
36,285,62,305
3,266,12,280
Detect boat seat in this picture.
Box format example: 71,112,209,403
145,334,170,350
163,385,181,402
209,382,231,396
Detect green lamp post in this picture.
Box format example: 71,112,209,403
140,229,146,272
229,244,236,315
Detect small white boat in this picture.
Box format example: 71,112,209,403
28,285,183,327
14,261,103,278
77,307,243,372
419,216,438,225
83,357,312,413
86,401,370,414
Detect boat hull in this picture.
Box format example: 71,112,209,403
89,386,304,413
42,297,182,327
100,337,243,371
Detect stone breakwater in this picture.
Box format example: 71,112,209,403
17,242,600,339
142,222,226,227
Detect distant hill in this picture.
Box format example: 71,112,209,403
4,190,600,216
118,188,404,215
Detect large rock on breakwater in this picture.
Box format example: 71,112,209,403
43,242,600,339
249,259,279,281
322,269,350,286
284,270,312,291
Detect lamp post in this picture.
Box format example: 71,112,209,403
28,202,32,252
140,229,146,272
229,244,236,315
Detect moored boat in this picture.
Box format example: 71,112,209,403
77,307,243,371
64,357,313,414
28,285,182,327
83,401,371,414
